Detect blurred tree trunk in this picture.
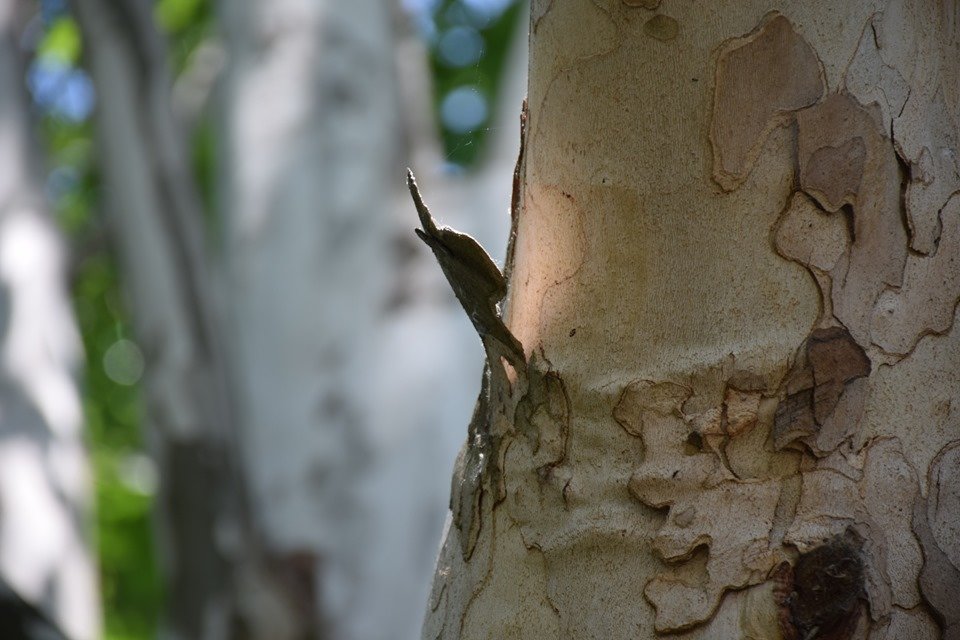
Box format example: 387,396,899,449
216,0,532,635
424,2,959,639
214,1,453,638
74,0,526,637
69,1,259,638
215,0,400,634
0,3,100,638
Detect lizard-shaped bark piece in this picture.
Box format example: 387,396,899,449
407,169,525,370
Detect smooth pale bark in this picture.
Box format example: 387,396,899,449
0,3,100,638
425,2,959,639
216,1,403,637
217,1,529,637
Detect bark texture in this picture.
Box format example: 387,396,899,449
424,2,959,638
0,3,99,638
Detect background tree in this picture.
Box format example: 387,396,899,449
13,0,530,638
424,1,959,638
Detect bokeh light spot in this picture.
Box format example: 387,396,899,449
440,86,488,134
102,339,145,386
438,26,484,67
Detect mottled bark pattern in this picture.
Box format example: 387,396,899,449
424,2,959,639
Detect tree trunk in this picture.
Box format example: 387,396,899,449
69,2,259,637
215,0,397,630
215,1,485,637
0,3,100,638
77,0,526,637
424,2,959,638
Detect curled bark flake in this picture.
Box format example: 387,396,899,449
407,170,526,372
408,169,535,561
628,379,787,631
773,327,870,452
710,13,825,191
502,100,527,286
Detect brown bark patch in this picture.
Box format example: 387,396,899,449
807,327,871,423
800,138,866,212
710,13,825,190
774,531,865,640
643,14,678,41
773,387,817,450
773,327,870,451
796,93,908,345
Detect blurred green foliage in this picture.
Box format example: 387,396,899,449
430,0,524,166
154,0,205,33
37,16,81,64
42,85,164,640
31,0,522,637
75,259,162,640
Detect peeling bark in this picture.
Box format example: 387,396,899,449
711,13,825,191
424,2,958,638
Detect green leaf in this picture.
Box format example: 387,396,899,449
38,17,81,65
155,0,204,32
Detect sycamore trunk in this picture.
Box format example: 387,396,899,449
424,2,959,638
